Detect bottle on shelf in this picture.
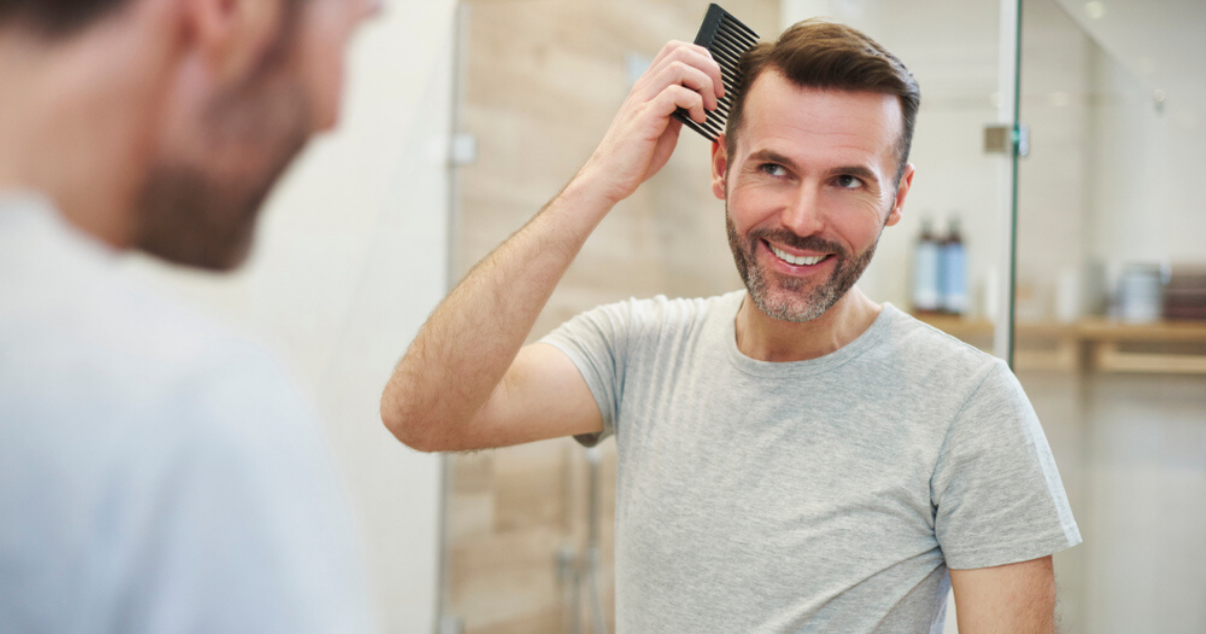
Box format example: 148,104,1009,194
912,216,941,313
940,215,968,315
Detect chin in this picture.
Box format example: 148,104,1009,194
132,162,272,273
752,293,829,323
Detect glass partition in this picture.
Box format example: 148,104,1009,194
438,0,1206,632
1014,0,1206,632
443,1,1021,632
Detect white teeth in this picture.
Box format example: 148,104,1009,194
771,245,826,266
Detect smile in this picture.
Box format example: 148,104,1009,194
769,243,829,266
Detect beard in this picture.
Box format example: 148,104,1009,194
133,58,311,271
726,205,881,323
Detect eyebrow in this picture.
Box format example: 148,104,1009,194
828,165,880,185
747,150,881,185
748,149,797,168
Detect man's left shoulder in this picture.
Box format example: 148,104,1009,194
874,305,1004,381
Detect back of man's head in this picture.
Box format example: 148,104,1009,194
724,19,921,186
0,0,326,273
0,0,130,36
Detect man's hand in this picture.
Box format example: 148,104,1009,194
382,40,722,452
577,40,724,206
950,556,1057,634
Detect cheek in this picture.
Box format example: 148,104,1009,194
822,192,889,245
726,182,785,234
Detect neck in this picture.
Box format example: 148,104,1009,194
0,14,175,247
735,287,883,362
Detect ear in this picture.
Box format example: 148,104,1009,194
186,0,286,83
710,134,728,201
885,163,915,227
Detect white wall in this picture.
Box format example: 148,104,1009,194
1056,0,1206,266
120,0,460,631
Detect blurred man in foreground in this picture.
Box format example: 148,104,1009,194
1,0,378,631
383,19,1081,633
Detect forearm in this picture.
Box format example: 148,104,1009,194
380,174,613,449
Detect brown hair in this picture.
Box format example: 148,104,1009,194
0,0,130,36
0,0,304,39
724,19,921,185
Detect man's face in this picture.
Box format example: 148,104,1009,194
712,70,914,322
135,0,380,271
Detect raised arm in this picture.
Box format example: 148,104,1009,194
949,556,1057,634
381,41,724,452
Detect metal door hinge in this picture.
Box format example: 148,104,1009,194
984,124,1029,157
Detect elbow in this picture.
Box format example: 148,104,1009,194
380,396,442,453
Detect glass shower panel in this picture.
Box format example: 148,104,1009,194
1014,0,1206,632
445,1,1025,632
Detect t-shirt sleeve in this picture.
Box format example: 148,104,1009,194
930,360,1082,570
110,346,375,634
538,298,646,448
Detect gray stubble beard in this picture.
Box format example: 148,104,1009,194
725,205,882,323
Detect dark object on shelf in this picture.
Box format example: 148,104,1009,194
1163,265,1206,321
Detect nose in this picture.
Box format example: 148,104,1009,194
779,183,825,238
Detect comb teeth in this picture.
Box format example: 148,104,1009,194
674,3,760,143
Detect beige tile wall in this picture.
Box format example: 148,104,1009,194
447,1,778,632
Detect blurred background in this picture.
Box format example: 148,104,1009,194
118,0,1206,632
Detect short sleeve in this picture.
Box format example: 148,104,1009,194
106,347,375,634
930,360,1082,570
539,298,647,447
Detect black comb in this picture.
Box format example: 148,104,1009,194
673,3,760,142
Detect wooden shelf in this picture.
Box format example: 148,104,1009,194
914,314,1206,375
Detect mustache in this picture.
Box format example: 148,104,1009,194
747,228,848,257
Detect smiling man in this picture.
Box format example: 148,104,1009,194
382,19,1081,633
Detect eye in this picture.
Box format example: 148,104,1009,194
760,163,788,177
834,174,864,189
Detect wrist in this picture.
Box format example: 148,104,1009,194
570,152,637,209
555,167,624,222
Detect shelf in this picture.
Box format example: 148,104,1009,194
913,314,1206,375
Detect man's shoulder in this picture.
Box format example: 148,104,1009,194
876,305,1007,385
0,229,307,451
578,290,743,328
543,291,742,370
1,194,276,395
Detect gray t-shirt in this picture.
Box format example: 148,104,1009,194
0,193,373,633
542,291,1081,633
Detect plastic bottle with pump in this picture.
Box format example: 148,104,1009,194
940,215,968,315
912,217,941,313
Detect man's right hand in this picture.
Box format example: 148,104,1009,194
576,40,725,207
381,40,722,452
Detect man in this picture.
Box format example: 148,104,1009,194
383,19,1080,634
1,0,378,631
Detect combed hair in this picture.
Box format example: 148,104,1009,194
724,19,921,185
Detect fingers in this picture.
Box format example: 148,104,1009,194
641,41,726,105
657,62,721,112
574,41,725,205
658,85,707,124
